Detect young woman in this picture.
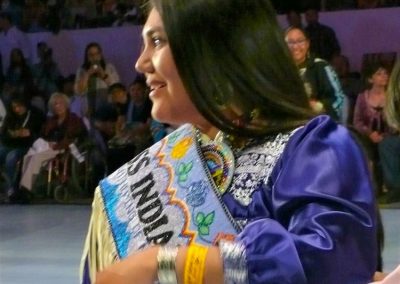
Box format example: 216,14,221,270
74,42,120,116
81,1,377,283
284,27,345,122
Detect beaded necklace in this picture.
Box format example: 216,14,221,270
195,129,235,195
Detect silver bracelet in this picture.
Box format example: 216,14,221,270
219,240,249,284
157,246,178,284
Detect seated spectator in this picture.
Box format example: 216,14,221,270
19,92,87,193
0,95,44,197
61,74,88,119
286,10,303,29
2,48,34,106
74,42,120,117
331,54,363,125
32,42,62,101
379,59,400,203
304,9,341,62
353,63,391,196
0,12,31,75
284,26,345,121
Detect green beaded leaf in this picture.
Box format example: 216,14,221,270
203,212,215,226
199,225,210,236
168,132,180,144
196,212,205,224
179,173,188,183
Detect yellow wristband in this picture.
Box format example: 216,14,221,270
184,243,209,284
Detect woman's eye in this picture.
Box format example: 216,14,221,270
151,36,165,47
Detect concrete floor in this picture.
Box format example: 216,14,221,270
0,205,399,283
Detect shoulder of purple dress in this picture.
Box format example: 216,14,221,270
280,114,365,165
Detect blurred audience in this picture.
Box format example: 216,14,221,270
32,42,62,101
331,54,363,125
2,48,34,106
0,11,31,75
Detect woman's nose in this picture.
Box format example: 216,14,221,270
135,47,153,74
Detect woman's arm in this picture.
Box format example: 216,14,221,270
353,92,372,135
96,245,224,284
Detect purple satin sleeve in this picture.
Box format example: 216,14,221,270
234,116,377,283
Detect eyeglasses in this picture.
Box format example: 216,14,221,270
286,39,307,47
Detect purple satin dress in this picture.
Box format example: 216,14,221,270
222,115,377,283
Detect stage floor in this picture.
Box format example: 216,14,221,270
0,205,399,283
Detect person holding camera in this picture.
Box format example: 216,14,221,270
74,42,120,119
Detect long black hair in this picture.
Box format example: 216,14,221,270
82,42,106,70
150,0,313,137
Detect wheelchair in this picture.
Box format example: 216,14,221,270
32,138,107,203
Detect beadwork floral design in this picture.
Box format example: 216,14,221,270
177,161,193,183
167,132,180,145
195,211,215,236
171,137,193,159
185,180,208,208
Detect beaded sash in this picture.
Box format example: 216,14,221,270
80,124,239,283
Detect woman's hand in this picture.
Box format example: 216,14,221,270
95,246,159,284
88,64,108,80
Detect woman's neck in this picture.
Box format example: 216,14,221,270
197,124,219,140
370,85,385,94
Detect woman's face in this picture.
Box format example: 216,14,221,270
87,46,102,64
369,68,389,88
285,29,310,66
52,97,68,117
12,102,27,116
135,8,209,128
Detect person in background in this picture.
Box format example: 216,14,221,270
0,95,44,199
379,59,400,203
353,63,391,197
304,8,341,62
32,41,62,102
74,42,120,119
19,92,86,193
285,26,345,121
0,12,30,75
82,1,377,283
330,54,363,125
61,74,88,120
286,10,303,29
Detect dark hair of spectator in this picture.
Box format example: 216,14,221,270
362,61,389,89
10,93,30,109
130,76,147,88
108,82,126,93
284,26,310,40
